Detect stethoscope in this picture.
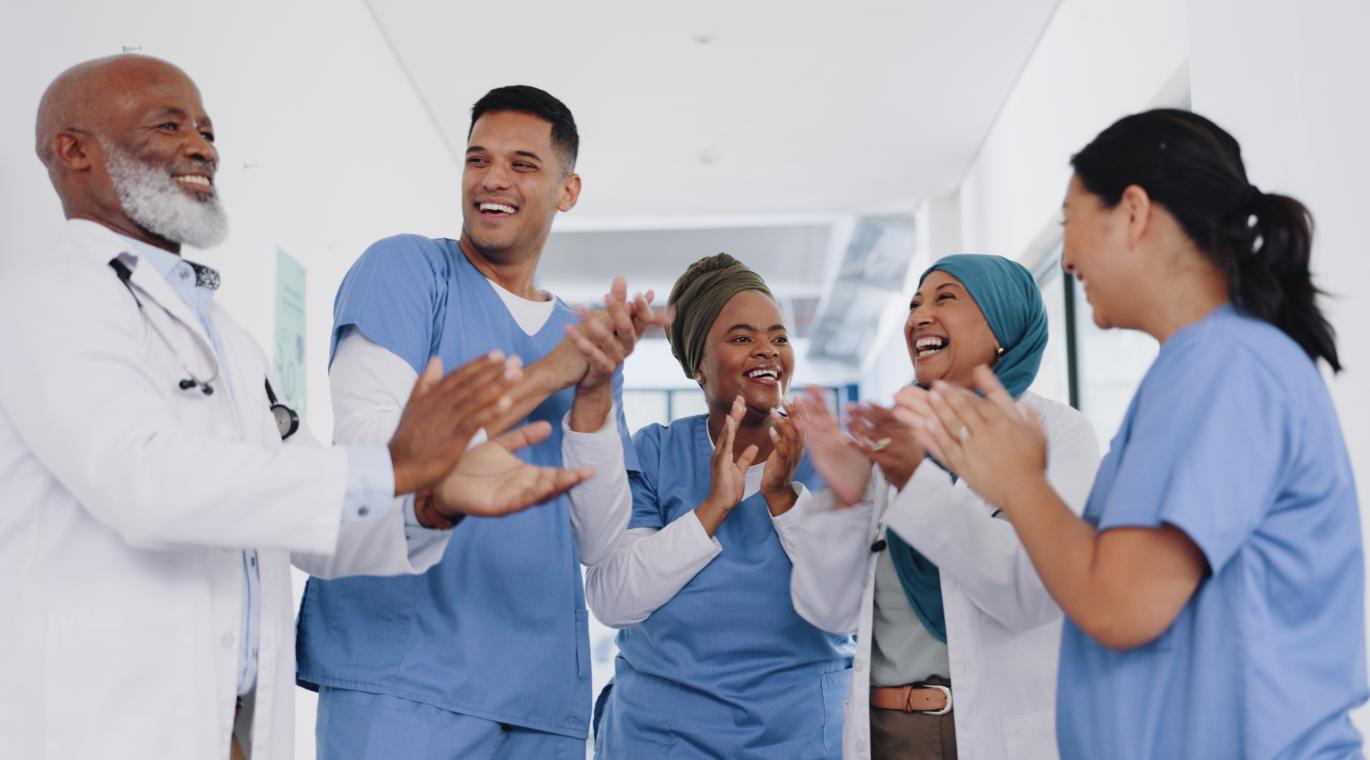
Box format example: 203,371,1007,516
109,258,299,440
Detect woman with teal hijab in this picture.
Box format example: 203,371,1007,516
783,254,1100,760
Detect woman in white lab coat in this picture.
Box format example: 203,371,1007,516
782,254,1099,760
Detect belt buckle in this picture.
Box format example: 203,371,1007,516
913,684,952,715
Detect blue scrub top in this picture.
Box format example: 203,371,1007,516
296,235,637,739
1057,305,1366,759
597,415,854,759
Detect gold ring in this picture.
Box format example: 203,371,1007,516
870,437,892,452
957,426,971,441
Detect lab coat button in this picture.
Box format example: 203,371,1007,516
870,539,887,553
359,506,371,517
221,632,236,648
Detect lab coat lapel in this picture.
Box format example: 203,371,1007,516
123,252,223,376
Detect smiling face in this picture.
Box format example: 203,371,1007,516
460,110,580,264
696,290,794,416
41,57,224,251
1060,173,1140,330
905,270,999,388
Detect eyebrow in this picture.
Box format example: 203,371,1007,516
910,282,963,306
148,107,212,128
465,145,543,162
726,323,787,333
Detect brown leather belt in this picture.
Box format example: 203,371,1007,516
870,684,953,715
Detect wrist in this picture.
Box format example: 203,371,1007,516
1002,473,1053,516
569,385,613,432
388,441,418,496
763,483,798,516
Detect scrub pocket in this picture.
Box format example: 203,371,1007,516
821,667,853,755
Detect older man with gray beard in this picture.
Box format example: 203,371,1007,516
0,53,595,760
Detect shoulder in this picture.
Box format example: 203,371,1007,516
1155,307,1312,403
349,235,454,280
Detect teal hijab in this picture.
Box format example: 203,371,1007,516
888,254,1048,642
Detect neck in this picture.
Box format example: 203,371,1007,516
706,402,776,463
68,205,181,255
1135,259,1229,344
457,235,544,301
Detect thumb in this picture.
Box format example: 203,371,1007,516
492,421,554,452
972,365,1020,418
610,275,628,304
409,356,443,402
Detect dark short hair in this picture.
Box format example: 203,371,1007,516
469,85,579,171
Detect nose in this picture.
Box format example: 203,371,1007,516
752,340,779,359
183,131,217,168
908,301,933,328
482,161,514,192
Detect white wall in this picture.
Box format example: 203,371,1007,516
956,0,1190,264
1,2,467,756
1188,0,1370,731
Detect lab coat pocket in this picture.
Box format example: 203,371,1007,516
575,608,590,678
1001,709,1058,760
821,667,853,756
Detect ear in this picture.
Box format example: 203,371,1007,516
1120,184,1152,248
52,129,97,172
557,172,581,212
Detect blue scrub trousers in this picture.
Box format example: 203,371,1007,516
316,686,585,760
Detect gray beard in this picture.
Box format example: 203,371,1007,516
102,143,228,249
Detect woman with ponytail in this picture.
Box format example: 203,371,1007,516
902,109,1365,759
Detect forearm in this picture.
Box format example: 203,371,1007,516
585,517,722,627
1003,477,1111,635
486,344,581,434
562,403,632,565
780,487,874,634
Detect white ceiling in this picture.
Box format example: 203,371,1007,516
364,0,1061,222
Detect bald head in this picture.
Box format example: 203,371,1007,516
35,54,223,251
36,54,198,168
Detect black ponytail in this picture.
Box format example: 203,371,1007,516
1071,109,1340,371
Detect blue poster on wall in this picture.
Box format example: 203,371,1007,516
274,247,307,418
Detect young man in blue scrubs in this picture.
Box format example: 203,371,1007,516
297,86,646,758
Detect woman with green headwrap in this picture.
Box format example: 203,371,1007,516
565,253,853,758
784,254,1099,760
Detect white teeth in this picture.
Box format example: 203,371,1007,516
176,175,211,186
479,203,516,214
915,336,947,350
746,369,779,379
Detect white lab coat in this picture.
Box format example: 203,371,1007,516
0,220,448,759
780,392,1099,760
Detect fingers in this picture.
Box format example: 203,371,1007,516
736,443,760,471
609,275,628,305
716,403,740,461
605,292,637,352
971,365,1022,419
409,356,444,402
449,355,521,431
494,465,597,516
565,322,618,376
931,380,994,432
491,420,554,452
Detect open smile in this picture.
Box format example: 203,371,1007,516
913,334,949,361
743,365,783,387
174,173,215,196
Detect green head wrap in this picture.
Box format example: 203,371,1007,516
666,253,774,380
